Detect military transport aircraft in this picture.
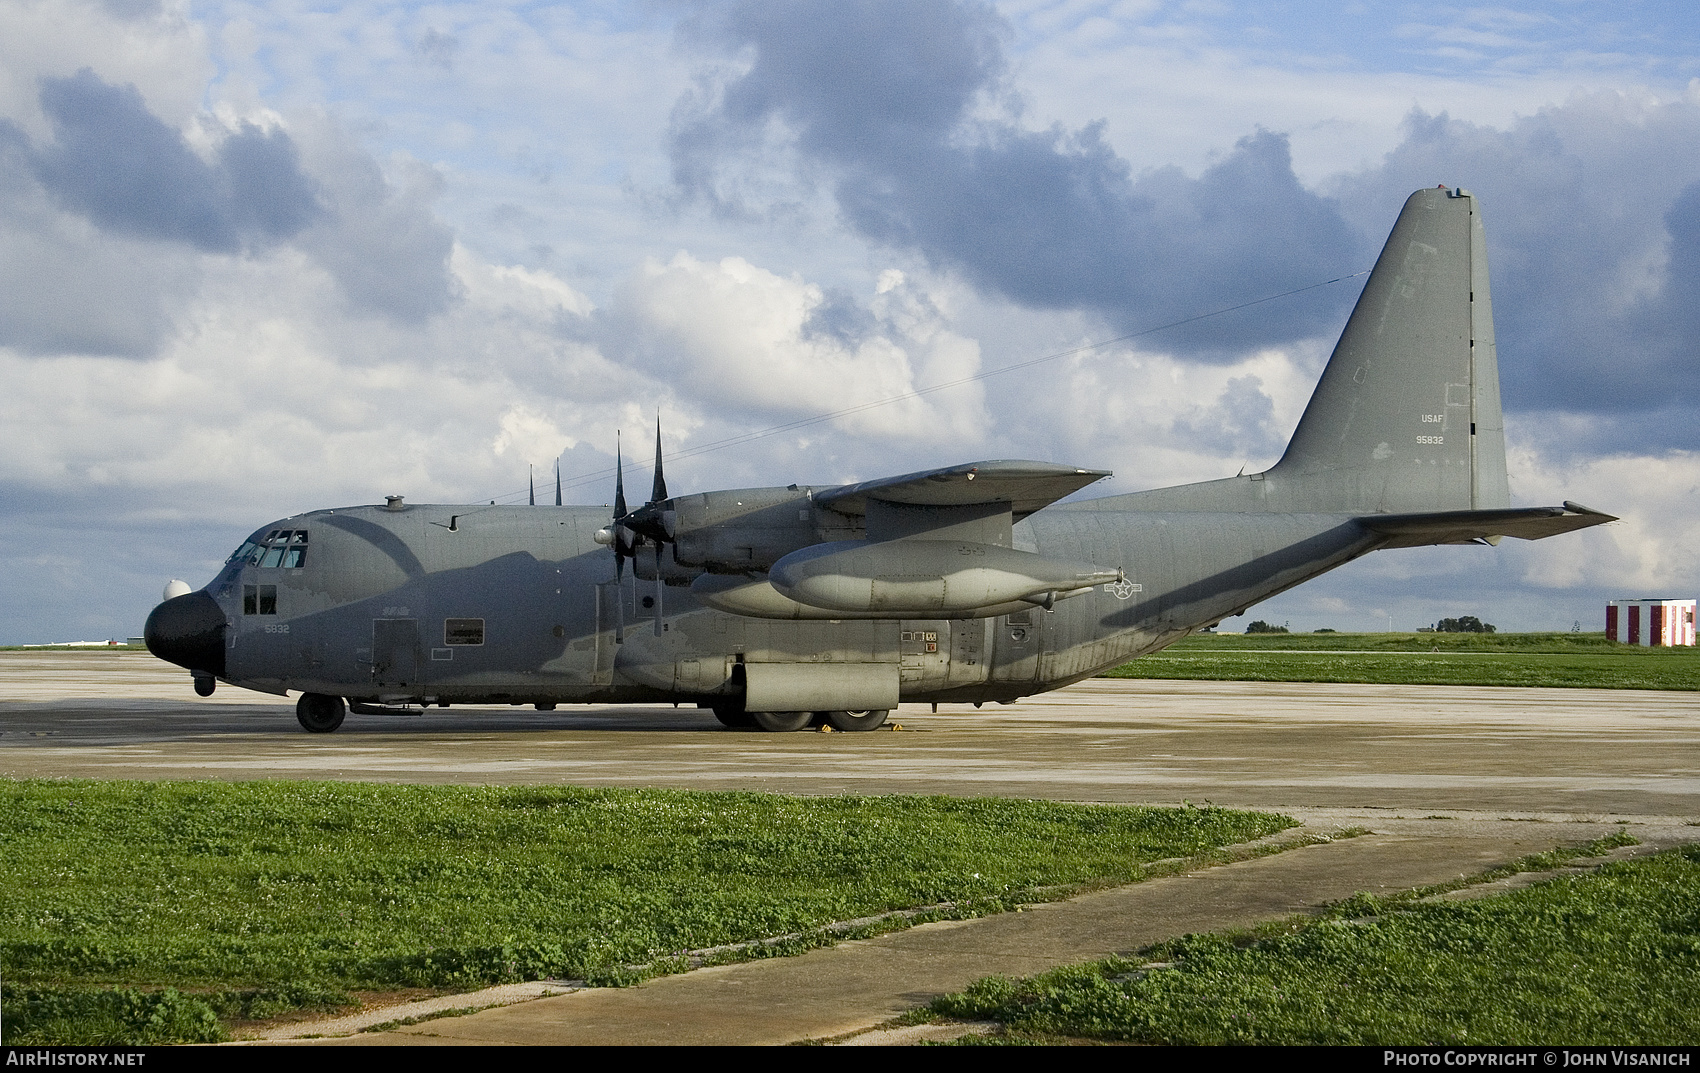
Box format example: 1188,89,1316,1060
145,187,1614,733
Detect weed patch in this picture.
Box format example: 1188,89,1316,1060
931,840,1700,1045
0,779,1289,1042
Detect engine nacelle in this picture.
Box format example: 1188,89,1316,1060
769,540,1121,615
664,487,861,573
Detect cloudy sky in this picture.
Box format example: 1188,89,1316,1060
3,0,1698,642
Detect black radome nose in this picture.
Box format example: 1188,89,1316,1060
144,590,226,677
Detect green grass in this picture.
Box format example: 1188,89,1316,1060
930,836,1700,1045
1171,631,1629,652
1104,632,1700,690
0,778,1291,1044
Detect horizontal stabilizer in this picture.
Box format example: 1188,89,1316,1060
816,460,1110,519
1357,501,1616,547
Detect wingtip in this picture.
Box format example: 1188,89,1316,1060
1562,501,1618,522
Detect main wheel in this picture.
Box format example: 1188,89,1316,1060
825,709,889,732
709,701,755,728
749,710,811,732
296,693,346,733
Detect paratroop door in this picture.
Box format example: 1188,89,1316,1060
372,618,422,695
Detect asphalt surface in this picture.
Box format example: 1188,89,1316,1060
5,651,1697,1044
3,652,1697,815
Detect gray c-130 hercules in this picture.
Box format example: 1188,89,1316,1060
145,187,1614,733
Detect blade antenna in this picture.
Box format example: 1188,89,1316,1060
614,431,628,521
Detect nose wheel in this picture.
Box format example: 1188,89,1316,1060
296,693,346,733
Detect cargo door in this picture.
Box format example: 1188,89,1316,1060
372,618,423,696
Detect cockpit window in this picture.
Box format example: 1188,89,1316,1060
281,530,308,568
230,529,308,568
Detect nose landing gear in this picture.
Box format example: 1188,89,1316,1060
296,693,346,733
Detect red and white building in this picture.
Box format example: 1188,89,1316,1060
1606,599,1697,646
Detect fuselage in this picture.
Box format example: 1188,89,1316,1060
170,496,1381,708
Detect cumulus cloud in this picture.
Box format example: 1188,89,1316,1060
493,405,578,469
1508,446,1700,596
671,0,1367,355
292,123,459,324
0,150,197,356
0,67,321,356
25,68,318,252
599,252,987,440
0,67,460,356
999,339,1323,493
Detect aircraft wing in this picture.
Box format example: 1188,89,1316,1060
815,460,1111,520
1357,501,1616,548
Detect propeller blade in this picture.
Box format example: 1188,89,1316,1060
529,464,535,506
615,565,626,643
650,415,667,505
555,459,562,507
607,432,634,583
653,543,664,636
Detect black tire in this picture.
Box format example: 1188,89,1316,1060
296,693,346,733
825,709,889,732
750,709,811,732
710,702,755,728
192,675,216,697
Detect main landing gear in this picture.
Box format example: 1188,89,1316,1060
705,700,888,732
296,693,346,733
823,709,888,731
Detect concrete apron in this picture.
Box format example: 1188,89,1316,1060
298,816,1698,1046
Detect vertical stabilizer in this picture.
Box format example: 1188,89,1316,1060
1272,186,1510,513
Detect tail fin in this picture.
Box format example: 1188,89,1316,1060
1270,185,1509,512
